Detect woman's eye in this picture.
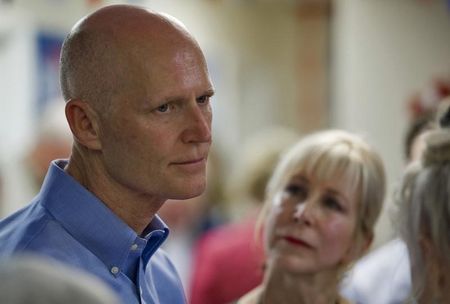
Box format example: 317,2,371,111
323,196,344,212
285,184,307,199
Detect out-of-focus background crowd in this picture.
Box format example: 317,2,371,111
0,0,449,302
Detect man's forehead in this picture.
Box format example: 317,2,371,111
72,5,186,41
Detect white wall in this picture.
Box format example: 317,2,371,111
0,1,95,215
0,7,35,162
331,0,450,247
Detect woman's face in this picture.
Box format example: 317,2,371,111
265,171,360,275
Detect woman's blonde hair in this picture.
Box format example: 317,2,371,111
260,129,386,254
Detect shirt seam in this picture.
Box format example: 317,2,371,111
19,203,53,251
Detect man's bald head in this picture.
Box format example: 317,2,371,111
60,4,204,111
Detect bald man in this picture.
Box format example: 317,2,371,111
0,4,214,304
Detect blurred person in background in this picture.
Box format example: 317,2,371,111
341,76,450,304
0,255,120,304
397,98,450,303
0,99,72,217
237,130,386,304
0,4,214,304
189,126,299,304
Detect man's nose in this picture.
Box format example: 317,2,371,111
181,103,212,144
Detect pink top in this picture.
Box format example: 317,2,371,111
189,216,265,304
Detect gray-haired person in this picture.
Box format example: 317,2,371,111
0,256,119,304
398,98,450,303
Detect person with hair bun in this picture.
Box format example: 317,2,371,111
237,130,386,304
341,112,434,304
398,98,450,303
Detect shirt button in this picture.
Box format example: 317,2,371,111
111,266,119,275
131,244,138,251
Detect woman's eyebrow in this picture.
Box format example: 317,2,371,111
326,188,350,204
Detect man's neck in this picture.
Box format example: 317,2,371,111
65,152,165,235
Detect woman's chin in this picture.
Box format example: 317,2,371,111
269,252,316,275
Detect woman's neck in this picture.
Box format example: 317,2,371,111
260,265,341,304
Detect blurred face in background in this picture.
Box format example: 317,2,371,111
158,195,206,232
27,137,72,186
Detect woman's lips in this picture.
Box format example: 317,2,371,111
282,236,313,249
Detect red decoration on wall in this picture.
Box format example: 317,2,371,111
87,0,102,6
407,76,450,121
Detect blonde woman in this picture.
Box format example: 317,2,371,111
398,100,450,303
237,130,386,304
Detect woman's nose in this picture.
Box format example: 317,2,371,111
293,201,313,225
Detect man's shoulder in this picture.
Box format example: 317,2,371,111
0,202,67,256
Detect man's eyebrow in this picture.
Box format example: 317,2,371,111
157,89,215,104
202,88,215,97
173,89,215,100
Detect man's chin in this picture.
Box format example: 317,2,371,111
169,183,206,200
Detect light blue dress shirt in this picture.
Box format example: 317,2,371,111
0,160,186,304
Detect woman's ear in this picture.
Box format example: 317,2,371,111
65,99,102,150
360,232,374,256
342,231,373,265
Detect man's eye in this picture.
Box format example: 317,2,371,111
156,104,169,113
197,95,210,104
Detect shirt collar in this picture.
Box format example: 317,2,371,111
39,159,169,272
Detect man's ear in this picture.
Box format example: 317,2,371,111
65,99,102,150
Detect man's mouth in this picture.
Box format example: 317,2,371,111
172,157,205,165
170,157,207,173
